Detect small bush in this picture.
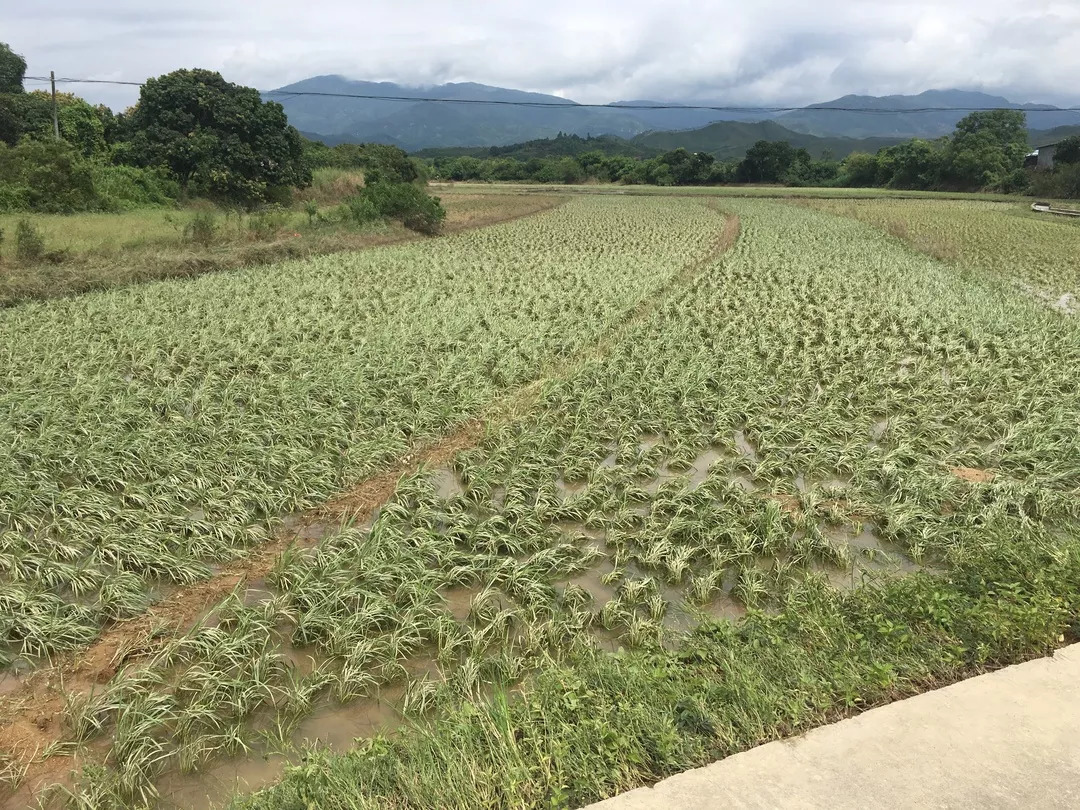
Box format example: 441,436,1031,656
184,211,218,248
343,195,380,227
247,207,289,240
0,184,28,213
90,163,179,211
15,218,45,262
348,181,446,235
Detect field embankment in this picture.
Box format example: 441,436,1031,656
0,191,563,307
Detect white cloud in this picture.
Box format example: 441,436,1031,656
7,0,1080,110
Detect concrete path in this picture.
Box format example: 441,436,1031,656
587,644,1080,810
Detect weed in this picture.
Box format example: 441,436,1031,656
15,218,45,262
184,211,218,247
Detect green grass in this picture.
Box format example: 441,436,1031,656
234,547,1077,810
0,209,190,255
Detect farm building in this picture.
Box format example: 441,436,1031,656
1025,142,1058,170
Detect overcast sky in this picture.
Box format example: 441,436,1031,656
9,0,1080,111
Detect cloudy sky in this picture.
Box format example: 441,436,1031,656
9,0,1080,110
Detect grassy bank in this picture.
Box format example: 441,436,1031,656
0,192,563,306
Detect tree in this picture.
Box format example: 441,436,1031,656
1054,135,1080,165
736,141,811,183
841,152,879,187
0,43,26,94
947,109,1028,190
116,68,309,206
0,140,100,212
876,139,946,189
10,91,108,156
658,148,716,185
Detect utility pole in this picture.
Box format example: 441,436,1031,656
51,71,60,140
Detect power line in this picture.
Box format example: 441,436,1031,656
23,75,1080,115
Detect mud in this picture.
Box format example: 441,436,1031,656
156,688,408,810
825,522,922,582
950,466,995,484
441,586,481,623
431,467,466,500
733,430,760,462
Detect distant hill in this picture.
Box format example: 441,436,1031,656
1029,125,1080,146
776,90,1080,139
272,77,1080,150
268,76,646,151
413,133,658,161
630,120,904,160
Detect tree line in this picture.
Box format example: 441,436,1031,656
427,113,1080,197
0,42,442,227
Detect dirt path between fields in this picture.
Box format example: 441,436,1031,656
0,207,740,804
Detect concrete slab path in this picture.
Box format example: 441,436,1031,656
587,644,1080,810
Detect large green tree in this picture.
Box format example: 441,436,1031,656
0,42,25,95
8,91,108,156
947,109,1028,190
736,140,811,183
117,69,309,206
0,42,27,146
1054,135,1080,165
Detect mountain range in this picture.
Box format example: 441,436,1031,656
266,77,1080,152
415,124,907,162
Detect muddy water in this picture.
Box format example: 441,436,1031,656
441,585,480,622
824,522,922,586
638,433,663,452
733,429,759,461
156,688,408,810
431,467,465,500
665,595,747,632
555,475,586,497
555,520,607,542
643,445,725,494
869,418,890,447
568,564,620,605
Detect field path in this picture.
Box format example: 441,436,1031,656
0,209,740,801
587,644,1080,810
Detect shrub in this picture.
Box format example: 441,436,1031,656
1029,164,1080,200
184,211,218,247
340,181,446,234
247,207,289,240
355,181,446,234
14,218,44,262
0,140,100,212
90,163,178,210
